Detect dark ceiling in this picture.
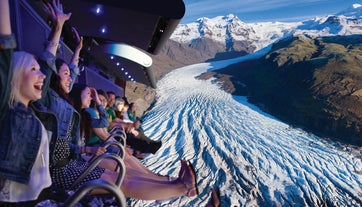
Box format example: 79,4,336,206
28,0,185,88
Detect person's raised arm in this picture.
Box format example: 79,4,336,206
70,27,82,67
38,0,71,103
0,0,16,121
0,0,11,35
88,88,110,128
68,27,83,91
44,0,71,56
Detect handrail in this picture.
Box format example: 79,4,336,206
108,133,126,145
103,140,125,159
88,140,125,163
71,153,126,189
62,179,127,207
109,124,127,138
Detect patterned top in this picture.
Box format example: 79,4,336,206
50,114,105,190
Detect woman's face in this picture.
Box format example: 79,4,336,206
81,87,92,108
99,94,108,108
108,94,115,107
58,63,72,94
19,58,45,105
131,103,136,112
116,101,124,112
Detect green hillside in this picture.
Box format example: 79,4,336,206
209,35,362,145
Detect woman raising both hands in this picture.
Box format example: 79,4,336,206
0,0,53,205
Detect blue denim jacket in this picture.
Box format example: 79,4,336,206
0,103,41,184
0,35,57,184
32,51,81,161
33,89,81,161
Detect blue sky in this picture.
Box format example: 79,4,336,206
181,0,361,23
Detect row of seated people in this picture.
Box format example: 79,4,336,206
86,89,162,159
0,0,220,206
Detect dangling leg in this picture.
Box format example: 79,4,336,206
205,188,221,207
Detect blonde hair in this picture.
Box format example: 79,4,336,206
9,51,36,108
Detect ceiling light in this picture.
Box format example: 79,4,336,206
102,43,152,67
100,26,108,34
93,5,103,15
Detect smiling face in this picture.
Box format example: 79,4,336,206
58,63,72,94
18,59,45,105
81,87,92,108
108,93,115,107
12,52,46,107
131,103,137,112
116,101,124,112
99,94,108,108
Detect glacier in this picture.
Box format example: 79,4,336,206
128,52,362,206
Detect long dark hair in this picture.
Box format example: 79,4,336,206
50,58,69,100
69,83,92,143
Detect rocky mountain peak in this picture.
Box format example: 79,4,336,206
183,13,254,44
172,4,362,55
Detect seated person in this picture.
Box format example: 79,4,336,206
112,98,162,157
97,89,109,109
0,0,52,204
113,97,125,122
128,102,142,123
105,91,118,128
121,101,143,130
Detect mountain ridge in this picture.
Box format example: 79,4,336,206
153,3,362,78
146,4,362,145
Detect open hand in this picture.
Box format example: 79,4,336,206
71,27,83,50
90,87,101,106
43,0,71,26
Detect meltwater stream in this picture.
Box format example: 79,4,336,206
128,54,362,207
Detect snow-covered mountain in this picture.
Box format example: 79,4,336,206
171,14,260,51
170,4,362,52
129,52,362,206
171,14,298,52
